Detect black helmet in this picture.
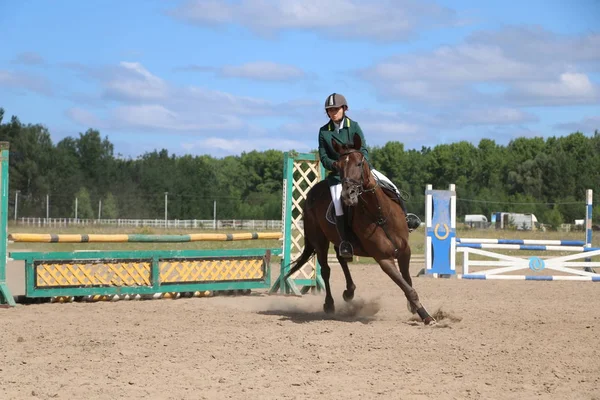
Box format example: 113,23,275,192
324,93,348,109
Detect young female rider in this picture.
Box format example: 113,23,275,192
318,93,421,259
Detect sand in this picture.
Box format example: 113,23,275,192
1,261,599,400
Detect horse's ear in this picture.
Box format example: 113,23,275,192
353,133,362,150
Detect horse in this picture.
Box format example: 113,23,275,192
281,133,436,325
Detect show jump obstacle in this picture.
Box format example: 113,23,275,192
269,151,326,295
425,184,600,281
0,144,323,306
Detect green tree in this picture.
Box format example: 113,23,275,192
75,187,94,219
0,115,54,217
544,206,564,231
51,137,85,217
593,205,600,225
75,129,116,194
102,192,119,219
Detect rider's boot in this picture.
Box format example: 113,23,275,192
335,215,354,260
398,196,422,232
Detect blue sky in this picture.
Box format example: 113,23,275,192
1,0,598,158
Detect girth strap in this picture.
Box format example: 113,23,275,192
368,201,402,257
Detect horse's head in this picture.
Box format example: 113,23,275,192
332,134,374,207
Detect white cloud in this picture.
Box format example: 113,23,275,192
103,62,169,101
352,106,535,136
354,119,427,150
111,104,245,132
360,121,421,135
179,61,309,82
554,116,600,133
369,44,535,83
507,72,599,106
57,57,551,157
468,26,600,64
0,70,53,95
445,107,539,126
360,27,600,107
65,107,105,128
180,86,277,116
63,61,316,138
166,0,460,41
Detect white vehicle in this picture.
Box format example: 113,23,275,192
464,214,489,228
465,214,488,223
493,212,538,230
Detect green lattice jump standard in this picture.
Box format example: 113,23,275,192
270,151,326,295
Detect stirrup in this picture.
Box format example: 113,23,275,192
406,213,422,232
339,241,354,259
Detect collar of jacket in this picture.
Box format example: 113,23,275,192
328,116,351,131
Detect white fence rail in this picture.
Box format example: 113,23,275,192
13,217,283,231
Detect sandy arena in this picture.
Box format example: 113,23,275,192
1,260,599,400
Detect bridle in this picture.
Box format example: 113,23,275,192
339,149,377,197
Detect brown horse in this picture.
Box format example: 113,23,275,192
282,133,435,325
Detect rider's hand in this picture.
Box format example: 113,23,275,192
332,161,339,171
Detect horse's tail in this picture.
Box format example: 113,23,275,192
282,240,316,281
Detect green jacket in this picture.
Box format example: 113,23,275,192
318,116,370,185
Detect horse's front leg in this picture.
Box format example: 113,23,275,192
378,257,435,325
335,247,356,301
396,245,418,313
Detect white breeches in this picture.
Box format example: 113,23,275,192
330,183,344,216
330,169,399,216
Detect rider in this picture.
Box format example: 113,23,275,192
317,93,422,259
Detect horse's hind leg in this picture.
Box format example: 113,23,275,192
335,247,356,302
316,250,335,314
378,258,435,325
313,232,335,313
396,247,413,287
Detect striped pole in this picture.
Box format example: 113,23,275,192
461,275,600,282
8,232,283,243
457,243,600,252
457,238,587,246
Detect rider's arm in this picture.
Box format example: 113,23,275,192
318,131,336,171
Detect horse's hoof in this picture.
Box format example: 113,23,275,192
424,317,437,326
342,290,354,302
323,302,335,314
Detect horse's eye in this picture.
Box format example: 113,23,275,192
357,162,363,167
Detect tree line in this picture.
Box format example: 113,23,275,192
1,107,599,229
